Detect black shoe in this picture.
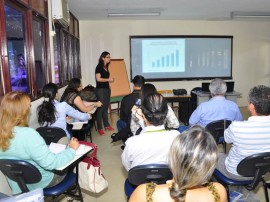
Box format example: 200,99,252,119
111,133,117,143
121,145,125,150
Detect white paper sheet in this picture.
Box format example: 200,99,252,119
49,142,86,155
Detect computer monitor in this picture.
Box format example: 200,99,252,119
202,81,234,93
201,82,210,92
226,81,235,92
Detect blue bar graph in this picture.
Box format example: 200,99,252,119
157,60,160,67
151,49,180,68
176,50,179,66
171,53,174,66
166,55,169,66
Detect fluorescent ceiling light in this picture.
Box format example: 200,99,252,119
231,11,270,19
108,12,160,17
107,8,161,18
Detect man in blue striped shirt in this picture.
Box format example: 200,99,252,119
216,85,270,180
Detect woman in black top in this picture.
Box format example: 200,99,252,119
95,51,115,135
61,78,102,112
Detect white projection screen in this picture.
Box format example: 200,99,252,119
130,36,233,81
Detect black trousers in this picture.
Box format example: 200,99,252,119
95,88,111,130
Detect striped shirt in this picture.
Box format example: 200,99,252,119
225,116,270,176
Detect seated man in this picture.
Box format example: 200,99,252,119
216,85,270,180
121,93,180,171
189,78,243,127
111,75,145,142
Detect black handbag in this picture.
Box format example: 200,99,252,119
173,89,187,95
79,84,97,101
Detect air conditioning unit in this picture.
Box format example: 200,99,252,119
52,0,70,28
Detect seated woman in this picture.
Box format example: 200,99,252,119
0,92,80,195
130,83,179,135
61,78,103,140
60,78,102,112
37,82,91,141
129,126,227,202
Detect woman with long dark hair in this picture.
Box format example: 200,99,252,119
95,51,115,135
130,83,179,135
61,78,102,112
38,82,91,140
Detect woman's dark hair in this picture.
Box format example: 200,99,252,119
60,78,81,102
67,78,81,92
141,83,157,103
141,93,168,126
98,51,110,68
37,82,58,126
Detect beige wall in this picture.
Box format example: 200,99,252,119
79,20,270,106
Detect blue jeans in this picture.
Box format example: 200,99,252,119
178,125,190,133
117,120,127,131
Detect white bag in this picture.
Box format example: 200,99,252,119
78,142,108,193
229,186,260,202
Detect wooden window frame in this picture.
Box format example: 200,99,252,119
0,0,50,99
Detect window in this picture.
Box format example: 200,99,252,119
4,4,29,93
0,1,81,96
53,14,81,86
0,0,49,98
73,39,81,78
32,17,47,96
53,29,61,84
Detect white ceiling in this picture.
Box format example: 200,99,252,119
67,0,270,21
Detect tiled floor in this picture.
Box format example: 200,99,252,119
59,107,268,202
60,114,127,202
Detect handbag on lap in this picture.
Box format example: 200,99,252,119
79,85,97,101
78,141,108,193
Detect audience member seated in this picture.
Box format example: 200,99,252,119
37,83,91,141
121,93,180,171
0,92,80,195
129,126,227,202
111,75,145,143
130,83,179,136
60,78,102,113
216,85,270,180
118,75,145,131
189,78,243,127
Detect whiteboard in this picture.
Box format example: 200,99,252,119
109,59,131,97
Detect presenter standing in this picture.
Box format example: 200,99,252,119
95,51,115,135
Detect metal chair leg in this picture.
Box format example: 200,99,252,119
226,185,230,202
263,180,270,202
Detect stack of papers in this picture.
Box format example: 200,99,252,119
49,142,86,155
